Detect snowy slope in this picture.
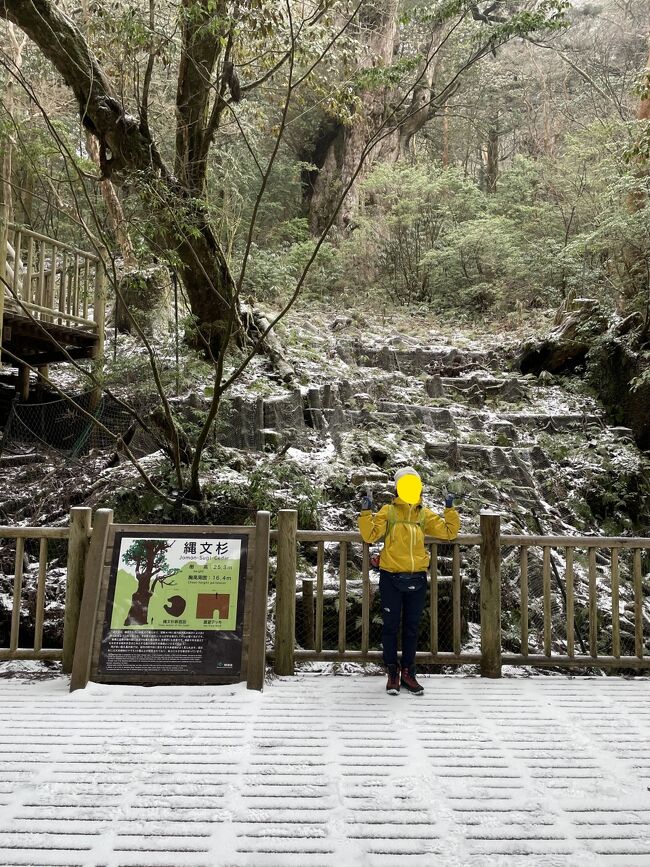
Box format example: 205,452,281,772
1,675,650,866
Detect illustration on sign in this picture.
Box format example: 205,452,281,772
110,536,241,631
98,532,248,679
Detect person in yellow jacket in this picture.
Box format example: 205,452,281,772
358,466,460,696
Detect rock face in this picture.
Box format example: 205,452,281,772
518,298,608,375
587,334,650,451
517,297,650,451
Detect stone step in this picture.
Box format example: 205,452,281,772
376,401,457,428
432,375,531,403
423,441,537,488
500,412,604,431
351,345,496,375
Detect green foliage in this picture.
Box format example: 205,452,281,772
332,120,650,320
246,462,323,528
243,218,344,301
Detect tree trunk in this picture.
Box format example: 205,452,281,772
305,12,464,233
442,102,450,167
124,542,158,626
0,0,237,356
1,24,25,231
622,36,650,306
307,0,399,234
486,116,499,194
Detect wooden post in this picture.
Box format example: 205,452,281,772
480,511,502,678
12,229,21,297
302,579,315,650
93,252,107,358
17,364,29,401
361,544,370,655
62,507,92,673
25,236,34,303
90,251,107,410
634,548,643,660
429,543,438,654
70,508,113,692
36,365,49,400
247,511,270,691
588,547,597,658
338,541,347,654
0,209,6,365
274,509,297,675
37,238,45,308
315,541,324,653
9,537,25,653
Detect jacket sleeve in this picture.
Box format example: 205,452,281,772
423,507,460,541
358,504,389,543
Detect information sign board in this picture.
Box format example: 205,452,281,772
97,531,249,678
69,511,274,691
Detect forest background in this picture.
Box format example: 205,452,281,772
0,0,649,513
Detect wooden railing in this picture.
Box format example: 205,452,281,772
501,534,650,669
1,223,106,336
0,507,92,671
2,507,647,680
271,510,650,677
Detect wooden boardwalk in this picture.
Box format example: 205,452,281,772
0,675,649,865
1,224,105,398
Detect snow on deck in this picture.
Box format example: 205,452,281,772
1,674,650,866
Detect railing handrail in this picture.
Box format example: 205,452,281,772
4,297,97,330
274,510,650,677
7,222,100,262
0,525,72,539
1,508,93,668
273,528,650,548
274,529,482,544
501,534,650,548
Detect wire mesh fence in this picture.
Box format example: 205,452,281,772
0,391,159,460
293,539,482,665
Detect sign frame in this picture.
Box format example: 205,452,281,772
70,511,270,691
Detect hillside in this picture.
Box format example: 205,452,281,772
1,307,648,661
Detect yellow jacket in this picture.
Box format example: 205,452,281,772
358,497,461,573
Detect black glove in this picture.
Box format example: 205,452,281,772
360,493,373,511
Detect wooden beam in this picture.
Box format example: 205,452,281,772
247,510,270,691
18,364,29,401
70,509,113,692
274,509,297,676
62,507,93,674
480,511,502,678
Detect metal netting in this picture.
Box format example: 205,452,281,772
0,391,159,459
293,540,482,665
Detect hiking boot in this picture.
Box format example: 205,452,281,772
386,665,400,695
400,667,424,695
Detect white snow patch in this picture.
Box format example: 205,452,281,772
1,676,649,865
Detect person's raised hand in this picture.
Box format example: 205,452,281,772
360,493,373,511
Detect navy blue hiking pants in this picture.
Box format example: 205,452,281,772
379,569,428,670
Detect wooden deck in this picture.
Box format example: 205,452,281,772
0,223,105,388
1,675,650,865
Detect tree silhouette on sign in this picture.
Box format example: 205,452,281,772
122,540,179,626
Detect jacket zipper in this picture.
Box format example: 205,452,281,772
409,505,415,572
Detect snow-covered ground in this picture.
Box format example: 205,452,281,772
1,674,650,866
